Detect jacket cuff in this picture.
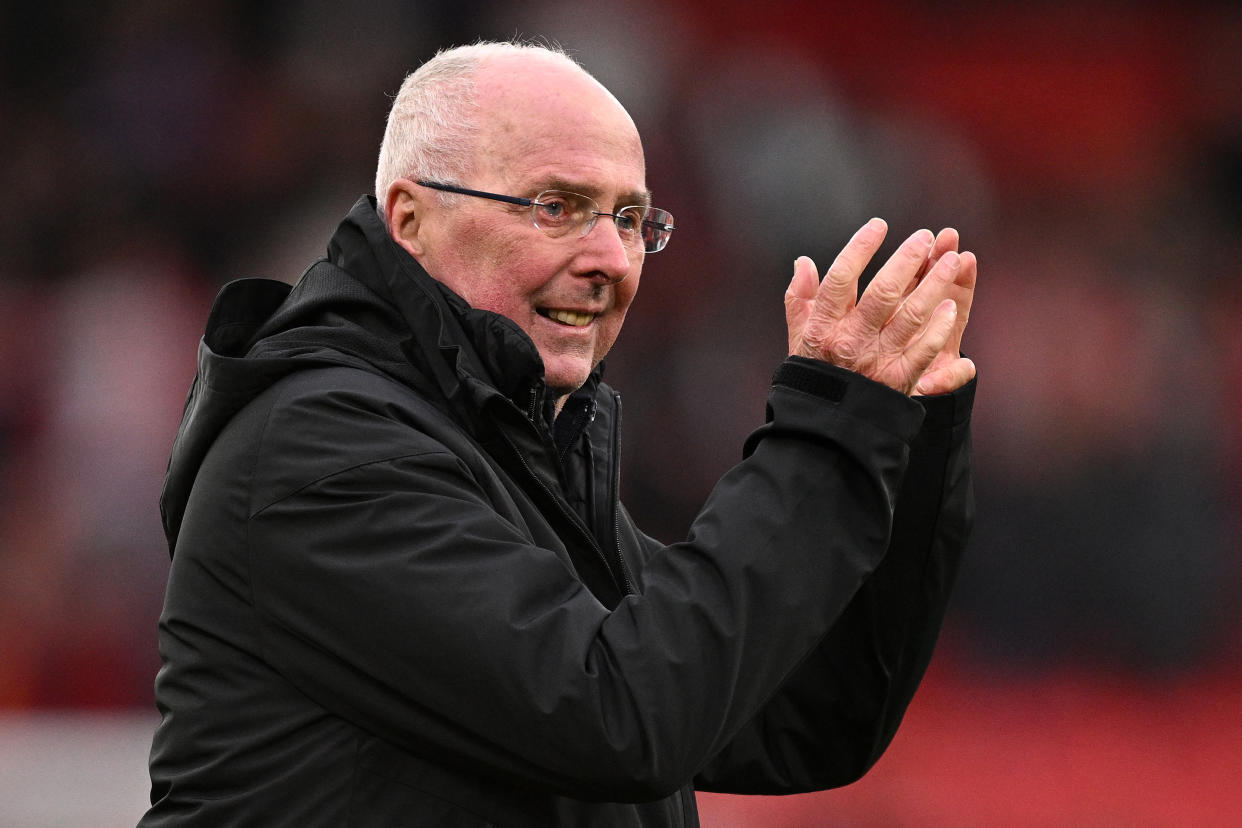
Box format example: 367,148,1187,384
913,374,977,430
771,356,926,442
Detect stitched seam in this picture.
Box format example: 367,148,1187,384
249,449,461,518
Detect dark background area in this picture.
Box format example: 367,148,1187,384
2,2,1240,823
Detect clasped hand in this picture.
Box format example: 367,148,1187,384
785,218,977,396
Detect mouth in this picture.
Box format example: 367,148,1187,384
538,308,597,327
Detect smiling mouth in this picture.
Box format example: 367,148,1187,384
539,308,596,327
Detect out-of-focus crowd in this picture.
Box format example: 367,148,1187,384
3,1,1241,714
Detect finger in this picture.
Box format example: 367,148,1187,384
811,217,888,326
854,228,934,336
905,227,960,299
943,250,978,354
785,256,819,354
953,247,978,312
902,298,958,387
786,255,819,302
915,356,976,396
883,250,961,353
953,248,977,294
930,227,960,266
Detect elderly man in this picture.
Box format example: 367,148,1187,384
143,41,976,827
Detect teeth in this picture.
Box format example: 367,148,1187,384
546,309,594,327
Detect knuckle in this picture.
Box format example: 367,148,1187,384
801,324,830,352
868,282,903,307
824,263,853,285
900,242,927,264
832,337,859,362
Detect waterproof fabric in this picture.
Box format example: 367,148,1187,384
141,196,976,827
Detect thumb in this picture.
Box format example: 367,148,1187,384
915,356,976,396
785,256,818,355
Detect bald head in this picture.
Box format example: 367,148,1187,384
468,51,643,194
375,42,640,214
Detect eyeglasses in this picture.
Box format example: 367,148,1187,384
416,180,675,254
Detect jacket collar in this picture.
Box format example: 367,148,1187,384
328,196,604,420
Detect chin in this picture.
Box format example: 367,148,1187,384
546,379,587,398
544,366,592,397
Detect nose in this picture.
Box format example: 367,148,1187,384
577,214,635,283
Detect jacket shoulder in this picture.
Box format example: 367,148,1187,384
232,365,477,514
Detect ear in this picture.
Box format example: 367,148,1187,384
385,178,431,258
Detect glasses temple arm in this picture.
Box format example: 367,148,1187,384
414,180,533,207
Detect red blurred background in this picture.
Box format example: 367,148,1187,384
2,2,1240,824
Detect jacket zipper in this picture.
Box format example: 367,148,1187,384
497,425,630,599
608,392,635,595
508,384,635,598
526,385,540,422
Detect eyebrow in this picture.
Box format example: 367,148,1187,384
535,176,652,208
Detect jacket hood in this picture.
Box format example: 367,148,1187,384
160,195,589,555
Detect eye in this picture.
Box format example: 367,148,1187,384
615,207,643,234
534,193,577,226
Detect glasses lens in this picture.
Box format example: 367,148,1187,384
532,192,674,254
639,208,674,253
614,206,645,250
614,206,674,254
532,191,592,237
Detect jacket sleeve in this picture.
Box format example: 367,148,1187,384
695,362,976,793
244,359,935,803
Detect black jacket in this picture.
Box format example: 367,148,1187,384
142,196,975,827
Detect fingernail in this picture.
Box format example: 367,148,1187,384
868,217,886,233
941,250,960,268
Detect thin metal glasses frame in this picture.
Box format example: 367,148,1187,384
414,179,674,253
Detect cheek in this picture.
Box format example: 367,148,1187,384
474,223,562,291
599,272,641,348
438,221,537,314
614,269,641,316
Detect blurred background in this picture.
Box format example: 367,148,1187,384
2,1,1240,825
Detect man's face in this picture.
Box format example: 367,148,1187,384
403,56,648,401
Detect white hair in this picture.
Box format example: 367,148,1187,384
374,41,583,217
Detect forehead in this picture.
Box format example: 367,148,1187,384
472,55,647,200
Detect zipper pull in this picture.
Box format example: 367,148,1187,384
526,383,541,422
